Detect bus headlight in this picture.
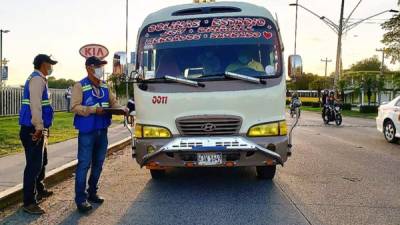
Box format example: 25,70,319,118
247,121,287,137
135,124,172,138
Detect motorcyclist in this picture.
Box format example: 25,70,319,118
322,89,329,120
327,91,336,106
290,92,301,115
326,91,336,119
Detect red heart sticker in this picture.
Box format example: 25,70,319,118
263,32,273,40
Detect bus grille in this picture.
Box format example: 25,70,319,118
176,116,242,136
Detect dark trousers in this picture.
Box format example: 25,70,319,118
20,126,48,206
75,129,108,205
66,98,71,112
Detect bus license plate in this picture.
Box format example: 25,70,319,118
197,153,222,166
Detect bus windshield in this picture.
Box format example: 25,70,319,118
155,43,279,80
138,17,282,80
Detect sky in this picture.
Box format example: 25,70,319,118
0,0,399,86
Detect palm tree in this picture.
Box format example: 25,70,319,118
362,76,374,106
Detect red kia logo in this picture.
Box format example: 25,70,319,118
79,44,109,59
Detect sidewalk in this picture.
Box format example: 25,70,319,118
0,124,131,192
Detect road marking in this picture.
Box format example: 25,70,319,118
275,179,314,225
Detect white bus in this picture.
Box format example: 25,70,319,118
121,1,302,179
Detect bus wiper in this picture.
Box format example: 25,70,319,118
164,75,205,88
225,72,266,85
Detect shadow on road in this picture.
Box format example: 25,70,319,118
117,167,309,225
0,208,40,225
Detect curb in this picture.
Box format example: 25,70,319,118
0,137,131,210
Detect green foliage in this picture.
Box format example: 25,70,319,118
311,102,321,108
309,76,331,91
348,56,388,72
381,11,400,64
107,74,134,98
359,105,378,114
341,103,352,110
48,77,75,89
287,72,329,90
0,112,77,157
393,72,400,90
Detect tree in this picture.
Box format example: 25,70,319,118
338,79,347,102
381,2,400,64
107,74,134,98
309,76,330,102
47,77,75,89
287,72,323,90
348,56,388,72
363,77,374,105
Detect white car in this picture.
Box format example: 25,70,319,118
376,96,400,143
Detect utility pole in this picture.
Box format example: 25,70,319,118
125,0,129,100
321,57,332,77
334,0,345,90
376,48,385,104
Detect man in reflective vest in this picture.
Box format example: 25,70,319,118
19,54,57,215
71,56,121,213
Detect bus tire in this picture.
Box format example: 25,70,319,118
256,165,276,179
150,169,165,179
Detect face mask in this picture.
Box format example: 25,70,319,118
47,66,53,76
94,67,104,80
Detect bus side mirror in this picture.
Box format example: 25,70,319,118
288,55,303,79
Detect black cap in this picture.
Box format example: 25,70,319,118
85,56,107,67
33,54,58,68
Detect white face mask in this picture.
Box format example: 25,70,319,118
94,67,104,80
47,66,53,76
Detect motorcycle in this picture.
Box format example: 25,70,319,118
323,103,342,126
289,98,302,118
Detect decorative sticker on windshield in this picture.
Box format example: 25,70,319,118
143,17,274,47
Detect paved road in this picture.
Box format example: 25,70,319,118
0,111,399,225
0,123,131,192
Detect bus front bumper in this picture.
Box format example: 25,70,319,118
134,136,288,168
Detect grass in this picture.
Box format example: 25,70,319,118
300,106,378,119
0,112,125,158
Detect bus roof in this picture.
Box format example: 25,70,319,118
139,1,276,32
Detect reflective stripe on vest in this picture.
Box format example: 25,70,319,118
19,71,54,128
21,99,51,106
82,85,92,92
73,77,111,133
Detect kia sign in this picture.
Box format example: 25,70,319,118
79,44,109,59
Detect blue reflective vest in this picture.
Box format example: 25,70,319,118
73,77,112,133
19,71,54,128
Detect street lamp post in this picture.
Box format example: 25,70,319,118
125,0,129,100
293,0,299,55
0,29,10,87
289,2,398,89
334,0,345,89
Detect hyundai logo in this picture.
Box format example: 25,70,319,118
201,123,217,132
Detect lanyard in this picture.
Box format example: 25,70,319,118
91,85,105,99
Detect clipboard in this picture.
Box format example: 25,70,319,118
103,107,127,115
